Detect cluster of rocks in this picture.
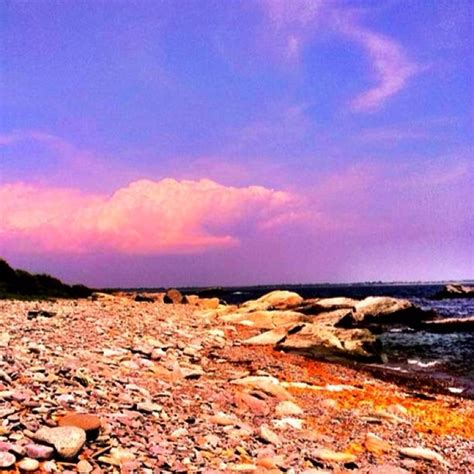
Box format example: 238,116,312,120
198,290,434,363
104,289,221,310
0,292,472,472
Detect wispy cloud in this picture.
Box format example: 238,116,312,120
341,23,419,111
259,1,419,111
260,0,324,62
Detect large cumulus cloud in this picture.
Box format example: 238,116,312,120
0,178,298,254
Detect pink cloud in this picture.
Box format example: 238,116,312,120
0,178,298,254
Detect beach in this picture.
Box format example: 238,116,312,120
0,294,472,473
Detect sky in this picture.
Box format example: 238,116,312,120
1,0,473,287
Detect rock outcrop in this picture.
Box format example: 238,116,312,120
219,291,433,363
337,296,430,328
215,291,385,362
433,284,474,299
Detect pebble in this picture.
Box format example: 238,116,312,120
259,425,280,445
0,451,16,468
25,443,55,459
137,401,162,413
311,448,358,463
77,459,94,473
365,432,391,454
18,458,40,471
209,412,240,426
275,400,303,417
272,417,303,430
234,392,270,416
33,426,87,459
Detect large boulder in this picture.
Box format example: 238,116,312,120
337,296,429,328
276,323,381,361
163,288,183,304
254,290,304,310
433,284,474,299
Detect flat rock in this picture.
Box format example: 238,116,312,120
25,443,55,459
232,376,294,401
275,400,304,417
33,426,87,459
399,446,448,465
276,323,381,361
222,310,306,329
433,284,474,299
242,326,292,345
417,316,474,333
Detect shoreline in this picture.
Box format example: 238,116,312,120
0,296,472,472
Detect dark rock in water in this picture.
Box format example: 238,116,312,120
134,293,156,303
432,284,474,299
195,287,225,298
27,309,56,320
417,316,474,333
164,288,183,304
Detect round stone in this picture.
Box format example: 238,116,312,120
19,458,40,471
0,451,16,468
33,426,87,459
58,413,102,439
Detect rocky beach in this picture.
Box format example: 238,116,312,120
0,290,473,473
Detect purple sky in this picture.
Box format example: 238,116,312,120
1,0,473,287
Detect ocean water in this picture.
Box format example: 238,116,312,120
189,283,474,396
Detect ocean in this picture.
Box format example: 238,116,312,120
186,283,474,397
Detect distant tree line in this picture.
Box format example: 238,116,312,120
0,258,92,299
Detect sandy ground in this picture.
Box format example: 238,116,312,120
0,297,473,473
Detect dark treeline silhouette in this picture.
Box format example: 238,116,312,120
0,259,92,299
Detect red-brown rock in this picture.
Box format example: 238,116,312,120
57,413,102,439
